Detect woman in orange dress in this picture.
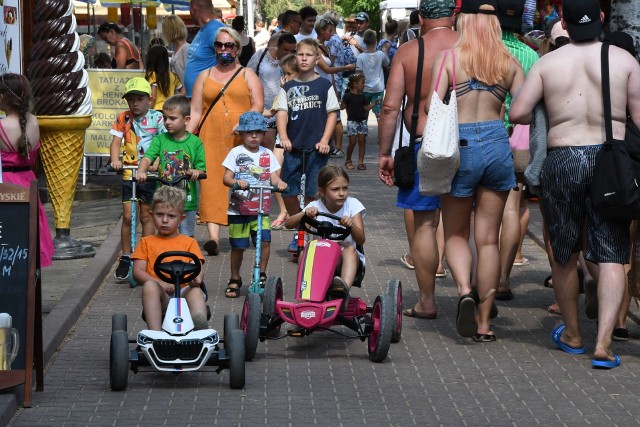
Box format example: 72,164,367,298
188,27,264,255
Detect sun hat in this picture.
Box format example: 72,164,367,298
561,0,602,42
236,111,267,132
122,77,151,98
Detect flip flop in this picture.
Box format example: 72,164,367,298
402,306,437,319
271,218,287,230
357,163,367,170
400,254,414,270
592,355,621,369
473,331,497,342
547,304,562,315
435,269,448,278
495,288,514,301
203,239,220,256
345,160,355,170
551,324,586,354
456,294,477,338
513,257,530,266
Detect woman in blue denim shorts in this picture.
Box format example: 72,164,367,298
426,0,525,342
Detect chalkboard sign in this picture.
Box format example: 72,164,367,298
0,181,43,407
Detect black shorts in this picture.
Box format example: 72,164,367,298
121,181,156,205
541,145,630,264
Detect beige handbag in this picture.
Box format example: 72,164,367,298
417,50,460,196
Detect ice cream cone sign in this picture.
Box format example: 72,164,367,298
29,0,95,259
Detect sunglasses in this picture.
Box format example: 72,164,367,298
355,20,366,25
214,41,237,49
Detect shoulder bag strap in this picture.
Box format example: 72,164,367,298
196,66,244,134
600,43,613,143
409,37,424,150
255,48,269,77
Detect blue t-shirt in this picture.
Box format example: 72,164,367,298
276,76,340,151
183,19,225,98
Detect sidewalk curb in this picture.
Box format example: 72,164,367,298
43,218,122,362
0,219,121,425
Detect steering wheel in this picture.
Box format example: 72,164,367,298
153,251,201,285
299,212,351,241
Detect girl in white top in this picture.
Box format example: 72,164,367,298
285,165,366,292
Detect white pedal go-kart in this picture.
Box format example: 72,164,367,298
110,251,246,390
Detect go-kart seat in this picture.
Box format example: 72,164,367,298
141,282,211,321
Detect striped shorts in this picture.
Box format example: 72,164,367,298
540,145,630,264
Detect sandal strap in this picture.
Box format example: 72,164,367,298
227,278,242,287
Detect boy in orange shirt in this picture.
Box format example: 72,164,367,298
132,186,207,331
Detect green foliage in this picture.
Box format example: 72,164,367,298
336,0,381,31
259,0,306,23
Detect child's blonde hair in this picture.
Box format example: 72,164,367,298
296,38,319,56
152,186,185,214
317,165,349,199
280,53,299,73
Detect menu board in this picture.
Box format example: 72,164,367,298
0,0,22,74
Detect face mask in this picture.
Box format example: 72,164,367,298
216,52,236,65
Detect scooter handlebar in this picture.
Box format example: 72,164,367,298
232,182,282,192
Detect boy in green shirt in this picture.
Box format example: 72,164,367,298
137,95,206,237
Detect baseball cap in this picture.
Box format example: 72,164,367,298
562,0,602,42
355,12,369,22
123,77,151,98
496,0,524,30
420,0,456,19
458,0,497,15
236,111,267,132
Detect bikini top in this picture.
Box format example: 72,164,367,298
111,38,142,69
452,78,507,103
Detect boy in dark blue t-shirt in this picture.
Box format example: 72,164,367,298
276,38,340,252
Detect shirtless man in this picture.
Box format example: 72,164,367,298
510,0,640,369
378,0,458,319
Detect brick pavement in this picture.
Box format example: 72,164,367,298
8,127,640,426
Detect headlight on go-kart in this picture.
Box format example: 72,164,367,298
202,332,219,344
137,334,154,345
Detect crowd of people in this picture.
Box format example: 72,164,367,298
3,0,640,371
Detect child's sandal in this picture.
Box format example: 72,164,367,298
225,278,242,298
357,163,367,170
345,160,355,170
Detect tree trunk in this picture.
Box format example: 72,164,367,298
609,0,640,54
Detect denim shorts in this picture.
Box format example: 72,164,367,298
450,120,516,197
228,215,271,249
397,140,440,211
179,210,197,237
281,149,328,198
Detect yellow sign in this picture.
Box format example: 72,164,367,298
85,69,144,156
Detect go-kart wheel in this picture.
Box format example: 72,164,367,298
228,329,246,389
385,279,402,343
367,294,393,363
241,293,261,361
110,330,129,391
112,313,127,333
262,276,283,337
224,313,240,348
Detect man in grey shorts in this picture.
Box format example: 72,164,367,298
511,0,640,369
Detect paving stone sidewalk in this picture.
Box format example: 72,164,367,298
4,127,640,426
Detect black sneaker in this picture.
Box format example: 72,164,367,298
114,256,130,280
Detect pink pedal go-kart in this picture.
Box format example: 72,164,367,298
241,212,403,363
